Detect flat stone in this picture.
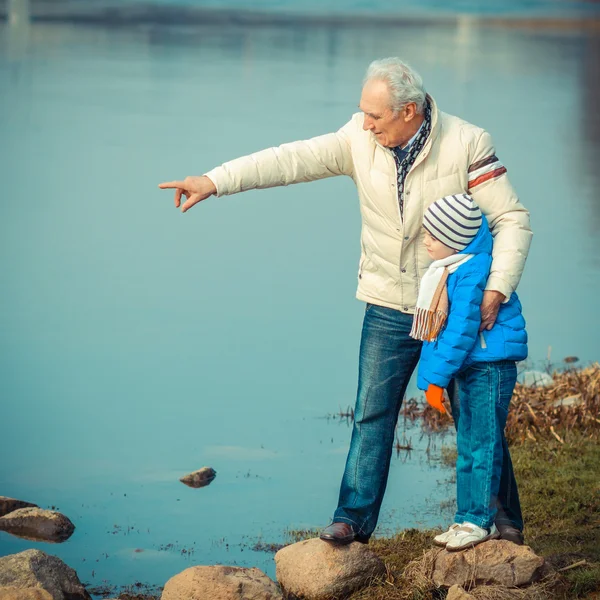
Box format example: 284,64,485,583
0,497,38,518
275,538,386,600
0,508,74,543
179,467,217,488
0,550,91,600
161,565,281,600
432,540,545,588
0,588,53,600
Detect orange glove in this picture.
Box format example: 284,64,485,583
425,384,446,414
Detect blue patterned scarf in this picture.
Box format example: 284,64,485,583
391,100,432,219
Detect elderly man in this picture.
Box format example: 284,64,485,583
159,58,532,546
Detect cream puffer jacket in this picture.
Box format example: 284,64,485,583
205,96,532,313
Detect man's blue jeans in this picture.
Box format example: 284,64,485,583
451,361,522,530
333,304,523,539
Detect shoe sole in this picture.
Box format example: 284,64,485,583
433,539,449,547
319,534,355,545
446,530,500,552
500,533,525,545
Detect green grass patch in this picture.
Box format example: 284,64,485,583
512,435,600,598
346,432,600,600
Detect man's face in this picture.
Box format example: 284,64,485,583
423,230,456,261
359,79,419,148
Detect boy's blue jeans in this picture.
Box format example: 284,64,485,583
452,361,521,530
333,303,522,539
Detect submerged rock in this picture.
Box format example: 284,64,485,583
275,538,385,600
161,565,281,600
431,540,545,588
519,370,553,388
0,508,75,543
179,467,217,488
0,497,38,518
0,550,91,600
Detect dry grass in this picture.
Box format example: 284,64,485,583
401,363,600,446
505,364,600,444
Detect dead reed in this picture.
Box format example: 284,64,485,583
401,364,600,445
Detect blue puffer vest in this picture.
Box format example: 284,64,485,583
417,219,528,391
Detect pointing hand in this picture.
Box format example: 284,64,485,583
158,176,217,213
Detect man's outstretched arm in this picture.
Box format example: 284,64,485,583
159,119,356,212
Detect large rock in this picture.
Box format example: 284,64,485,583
446,585,474,600
0,497,38,518
161,565,281,600
0,550,91,600
0,508,74,542
275,538,386,600
0,588,53,600
432,540,545,588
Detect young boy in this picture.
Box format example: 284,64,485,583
410,193,527,551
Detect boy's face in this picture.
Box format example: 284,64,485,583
423,230,457,260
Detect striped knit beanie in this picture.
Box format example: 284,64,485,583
423,194,482,251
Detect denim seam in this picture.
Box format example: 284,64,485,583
355,372,403,536
461,363,497,530
482,364,495,529
355,346,420,537
350,387,370,513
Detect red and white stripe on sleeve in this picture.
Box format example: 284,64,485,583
468,154,507,189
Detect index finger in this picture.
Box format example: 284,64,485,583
158,181,185,189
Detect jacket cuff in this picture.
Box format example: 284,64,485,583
425,374,451,389
485,274,513,303
203,168,227,197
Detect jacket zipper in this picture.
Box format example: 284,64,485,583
479,332,487,349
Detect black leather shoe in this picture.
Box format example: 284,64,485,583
319,522,356,545
497,524,525,545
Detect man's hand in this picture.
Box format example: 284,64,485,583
158,176,217,213
480,290,506,331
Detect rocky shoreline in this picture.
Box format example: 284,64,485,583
0,534,549,600
1,365,598,599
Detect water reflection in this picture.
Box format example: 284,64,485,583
5,0,30,63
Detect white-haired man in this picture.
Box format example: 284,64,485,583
159,58,532,546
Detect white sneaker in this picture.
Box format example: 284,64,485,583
433,523,462,547
445,522,500,551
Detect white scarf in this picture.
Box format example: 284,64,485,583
409,253,474,342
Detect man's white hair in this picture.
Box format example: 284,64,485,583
364,58,426,114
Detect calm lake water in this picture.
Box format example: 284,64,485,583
1,5,599,596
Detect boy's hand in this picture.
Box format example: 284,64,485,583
480,290,505,331
425,384,446,414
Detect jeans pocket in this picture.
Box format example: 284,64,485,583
468,362,489,374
